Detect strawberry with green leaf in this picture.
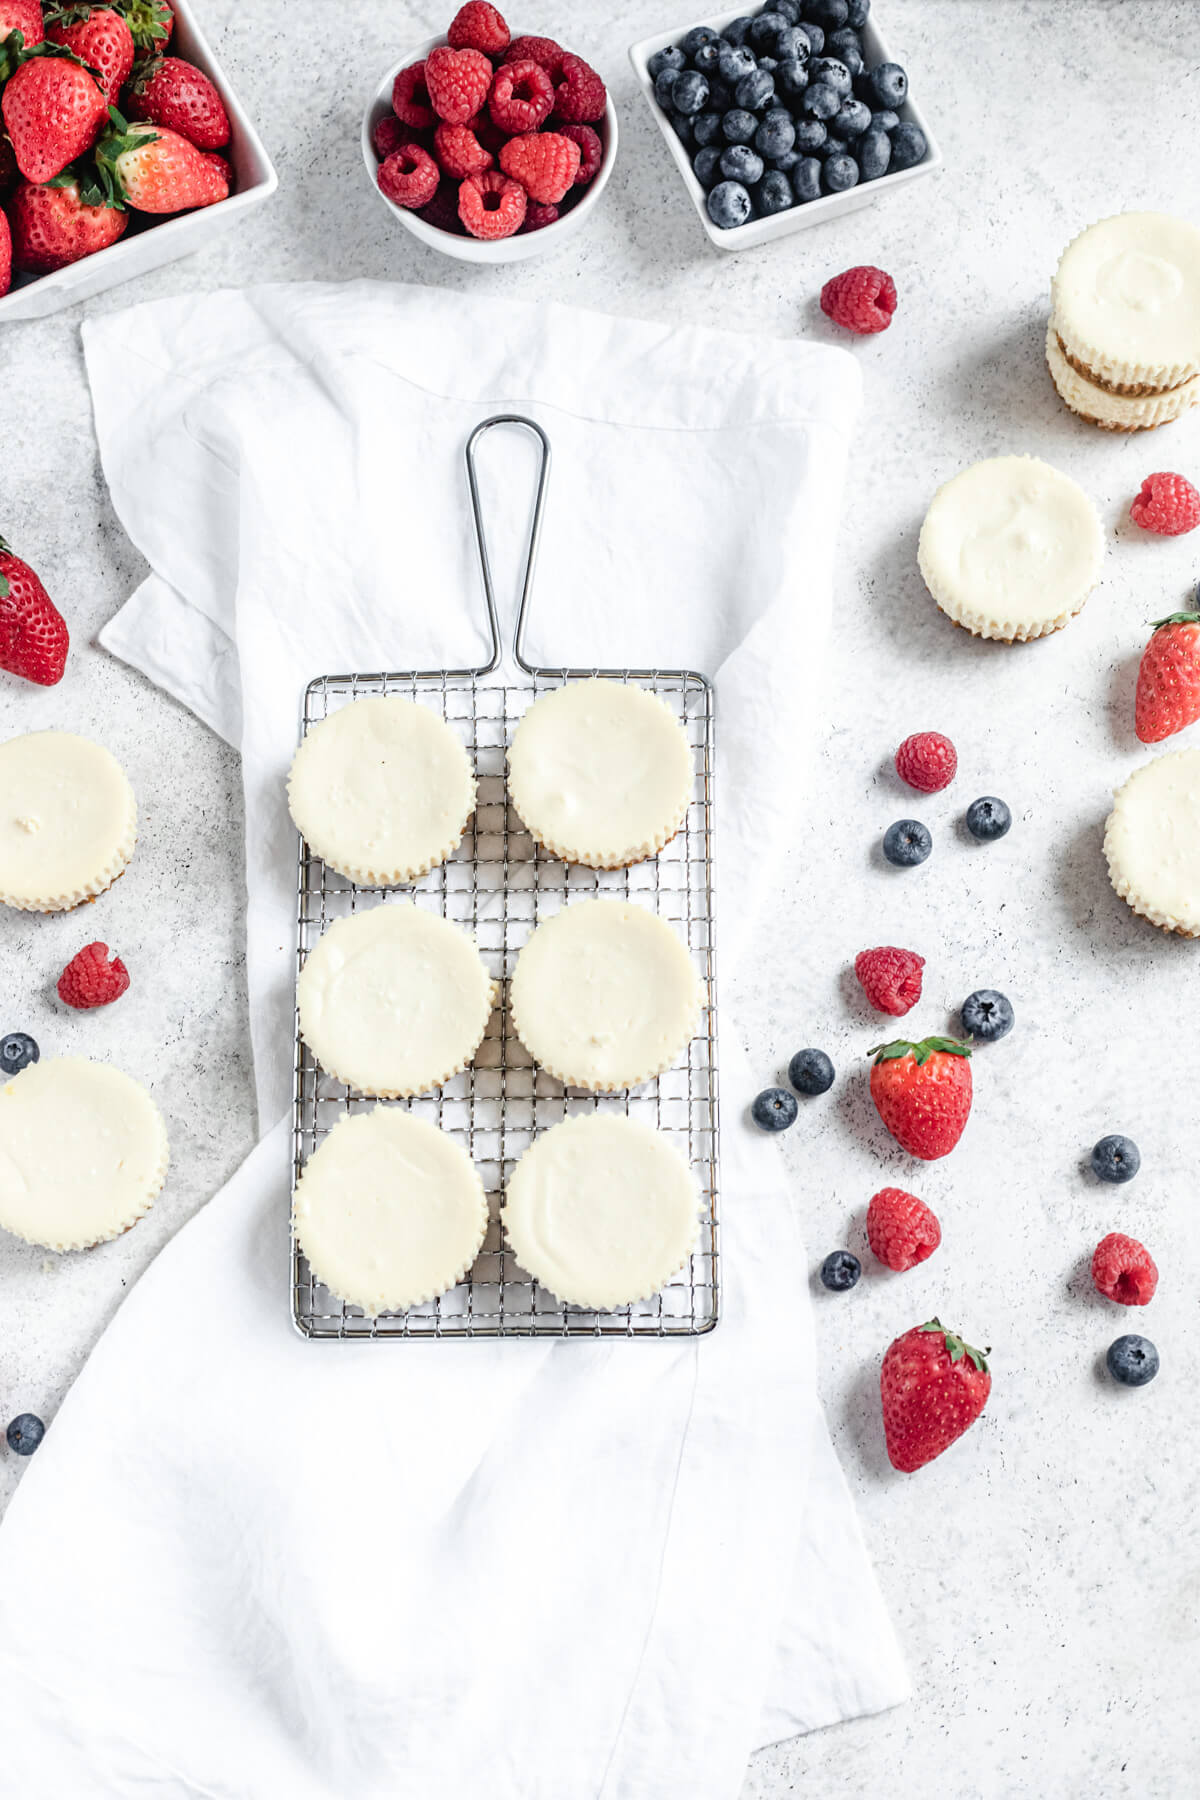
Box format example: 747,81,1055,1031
9,168,128,271
124,53,230,148
45,5,136,102
113,0,173,48
881,1319,992,1472
0,0,44,48
0,36,108,183
1135,610,1200,744
869,1035,972,1160
96,112,228,211
0,538,70,687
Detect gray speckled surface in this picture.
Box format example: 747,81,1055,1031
1,2,1199,1794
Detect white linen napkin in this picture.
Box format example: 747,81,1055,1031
0,283,907,1797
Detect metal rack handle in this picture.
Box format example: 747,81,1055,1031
465,413,552,677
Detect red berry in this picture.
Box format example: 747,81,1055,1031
0,537,68,686
391,61,435,129
416,180,464,235
57,942,130,1010
553,52,607,124
869,1036,973,1161
457,168,526,240
521,200,559,233
1091,1232,1158,1306
854,946,925,1017
820,265,897,335
489,57,555,133
377,143,439,209
447,2,510,55
557,121,603,185
1129,471,1200,536
372,113,417,161
433,120,492,178
499,130,580,204
895,730,957,793
881,1320,991,1473
1134,611,1200,743
504,34,566,80
424,44,492,125
867,1187,941,1272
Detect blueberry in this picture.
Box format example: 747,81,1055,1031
757,168,793,213
827,27,863,61
735,68,776,110
961,990,1014,1042
705,76,734,110
720,143,764,185
846,0,872,24
832,97,871,137
693,145,722,187
755,107,796,158
672,69,710,114
807,0,849,25
796,22,824,55
889,120,927,169
682,25,719,59
718,43,757,84
721,107,759,143
820,1250,861,1292
0,1032,38,1076
791,155,822,201
748,12,789,54
669,111,694,144
801,81,840,119
830,40,864,77
1091,1134,1141,1185
857,126,891,179
792,116,827,151
867,60,908,108
654,67,681,107
814,133,848,160
773,25,811,62
757,56,779,76
692,40,725,76
776,57,810,100
882,819,932,866
788,1047,835,1095
768,147,802,172
722,16,755,48
693,108,724,146
774,0,802,21
809,56,852,98
821,151,859,192
1107,1335,1159,1387
751,1086,799,1131
707,179,753,228
648,46,686,80
6,1413,44,1456
871,107,900,132
965,796,1012,841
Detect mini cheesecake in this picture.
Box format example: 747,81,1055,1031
0,730,137,912
1053,211,1200,392
1104,747,1200,937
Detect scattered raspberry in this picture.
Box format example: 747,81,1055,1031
820,265,897,335
425,44,493,125
392,61,435,129
57,942,130,1010
854,946,925,1017
372,114,420,161
489,57,555,132
521,200,559,232
1130,472,1200,537
557,121,602,184
499,130,581,204
434,121,493,178
867,1187,942,1272
447,1,510,55
553,52,606,124
895,730,958,793
417,180,465,235
504,34,566,79
378,143,440,209
1092,1232,1158,1306
458,168,526,239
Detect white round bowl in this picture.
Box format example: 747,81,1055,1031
362,35,619,264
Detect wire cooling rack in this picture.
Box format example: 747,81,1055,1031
291,417,719,1340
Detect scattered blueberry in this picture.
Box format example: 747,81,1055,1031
707,179,753,229
801,80,841,119
6,1413,44,1456
755,107,796,158
889,120,927,169
961,990,1014,1042
871,108,901,131
693,40,724,76
846,0,872,25
721,107,759,143
1091,1134,1141,1185
883,819,932,867
722,16,755,48
0,1032,39,1076
796,21,824,55
857,127,891,179
791,155,822,202
693,145,722,187
720,143,764,184
757,168,793,213
748,11,789,53
792,115,827,151
735,68,776,111
654,67,681,108
776,57,810,100
672,69,710,114
718,43,758,84
751,1086,799,1132
1106,1335,1159,1387
809,56,853,98
693,109,724,147
648,46,686,80
788,1047,835,1095
682,24,719,58
867,60,908,108
822,152,859,192
808,0,850,26
820,1250,861,1292
831,96,871,137
965,796,1012,841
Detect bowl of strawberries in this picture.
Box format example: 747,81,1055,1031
0,0,276,320
364,2,617,263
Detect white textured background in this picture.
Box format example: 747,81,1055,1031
2,3,1199,1795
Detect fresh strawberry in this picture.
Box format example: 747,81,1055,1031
0,136,19,194
0,0,44,48
111,0,172,49
97,117,228,211
58,941,130,1009
0,208,10,297
867,1186,941,1271
45,5,135,101
122,51,230,147
0,537,69,686
9,173,128,271
881,1319,991,1473
869,1035,972,1160
1134,611,1200,744
1,51,109,184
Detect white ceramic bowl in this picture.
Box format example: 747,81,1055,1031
629,5,941,252
0,0,277,320
363,36,619,264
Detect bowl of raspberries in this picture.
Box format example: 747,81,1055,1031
0,0,277,319
364,3,617,262
630,2,940,249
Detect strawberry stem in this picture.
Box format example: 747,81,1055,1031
869,1035,972,1066
1150,611,1200,631
918,1318,990,1373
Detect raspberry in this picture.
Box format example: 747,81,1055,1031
1129,472,1200,537
557,122,602,185
57,942,130,1010
434,121,493,179
424,44,493,125
521,200,559,233
458,168,526,239
499,131,581,204
1092,1232,1158,1306
373,114,415,161
553,52,607,124
489,57,555,133
895,730,958,793
854,946,924,1017
447,2,510,55
867,1187,941,1272
417,180,465,235
504,35,566,80
378,143,440,209
470,108,507,155
392,61,435,129
820,265,897,335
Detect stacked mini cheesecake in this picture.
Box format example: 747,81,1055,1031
1046,211,1200,432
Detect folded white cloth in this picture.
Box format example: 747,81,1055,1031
0,283,907,1797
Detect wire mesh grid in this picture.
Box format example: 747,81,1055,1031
291,669,720,1340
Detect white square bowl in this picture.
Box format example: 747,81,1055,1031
0,0,277,321
629,5,941,251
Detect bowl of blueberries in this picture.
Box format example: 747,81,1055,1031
629,1,940,248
